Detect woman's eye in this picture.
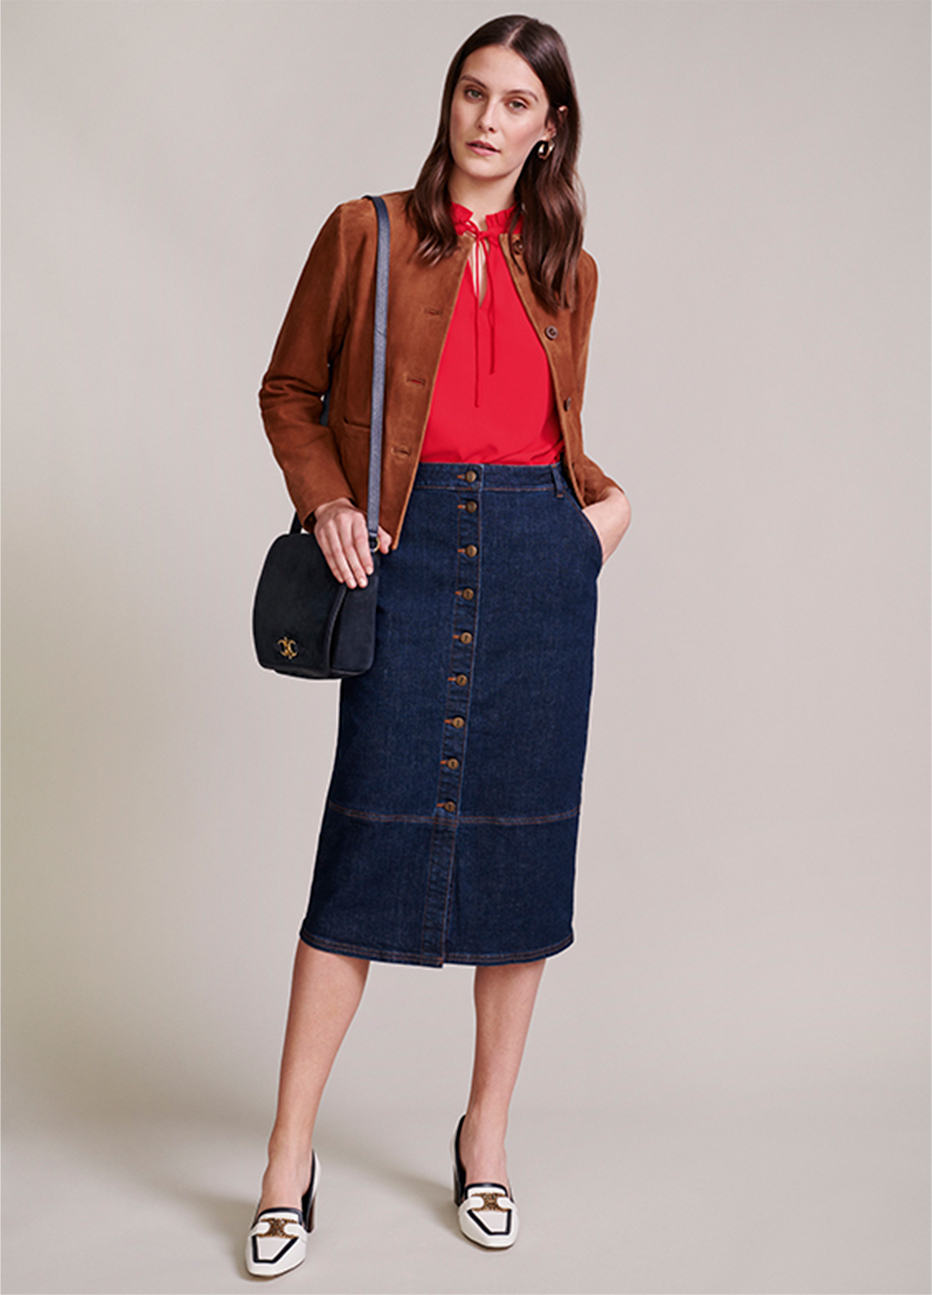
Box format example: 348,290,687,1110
509,100,529,111
464,87,482,101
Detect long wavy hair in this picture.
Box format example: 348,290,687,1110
406,15,584,313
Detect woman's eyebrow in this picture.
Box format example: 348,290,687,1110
459,74,539,101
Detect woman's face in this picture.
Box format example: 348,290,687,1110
448,45,555,199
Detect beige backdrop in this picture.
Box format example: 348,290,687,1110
3,2,929,1292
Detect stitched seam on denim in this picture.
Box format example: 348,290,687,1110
414,483,552,493
302,931,570,967
475,484,553,492
428,510,465,825
564,491,603,568
442,494,482,948
450,495,480,811
326,800,580,825
422,490,479,960
327,800,435,823
424,523,460,963
435,816,459,962
452,807,580,825
303,932,443,966
443,934,574,964
419,814,445,957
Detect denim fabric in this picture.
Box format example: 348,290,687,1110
300,460,601,967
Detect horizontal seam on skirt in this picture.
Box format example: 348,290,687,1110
443,934,574,964
327,800,580,826
413,483,554,493
301,931,445,966
300,930,573,967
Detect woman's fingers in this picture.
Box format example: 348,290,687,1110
377,526,393,554
314,501,377,587
341,512,374,587
316,528,353,584
328,517,370,588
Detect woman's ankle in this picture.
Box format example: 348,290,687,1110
258,1131,315,1210
462,1105,507,1148
459,1109,509,1186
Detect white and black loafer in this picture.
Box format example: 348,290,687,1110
245,1151,319,1278
451,1116,518,1249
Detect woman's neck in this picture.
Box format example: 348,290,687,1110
447,174,516,230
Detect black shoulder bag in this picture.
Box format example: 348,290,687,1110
252,194,390,679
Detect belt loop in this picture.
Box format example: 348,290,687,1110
550,462,564,497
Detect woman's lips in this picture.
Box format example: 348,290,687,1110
467,141,499,155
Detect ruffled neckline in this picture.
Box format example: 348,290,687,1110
450,202,518,236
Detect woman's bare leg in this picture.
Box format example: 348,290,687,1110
457,959,546,1189
256,942,369,1213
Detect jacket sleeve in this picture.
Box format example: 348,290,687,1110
572,252,624,505
258,205,355,526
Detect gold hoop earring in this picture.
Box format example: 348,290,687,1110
537,138,555,160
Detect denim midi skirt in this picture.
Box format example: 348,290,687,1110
300,460,602,967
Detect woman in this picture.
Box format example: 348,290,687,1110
247,13,631,1275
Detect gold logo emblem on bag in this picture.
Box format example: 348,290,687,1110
277,637,298,660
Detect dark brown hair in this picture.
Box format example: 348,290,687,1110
406,14,584,312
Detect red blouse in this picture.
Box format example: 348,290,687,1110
419,203,564,465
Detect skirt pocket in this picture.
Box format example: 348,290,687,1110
563,491,604,571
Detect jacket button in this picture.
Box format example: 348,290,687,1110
456,674,468,686
545,326,559,340
465,544,478,557
447,757,460,769
460,631,473,644
563,396,572,411
461,588,475,600
442,801,456,813
465,470,478,483
466,501,478,513
451,717,465,728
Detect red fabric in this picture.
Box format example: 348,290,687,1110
420,203,563,465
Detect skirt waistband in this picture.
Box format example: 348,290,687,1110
413,460,574,494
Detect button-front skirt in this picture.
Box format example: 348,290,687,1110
300,461,602,967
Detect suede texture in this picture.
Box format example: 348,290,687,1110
259,190,619,547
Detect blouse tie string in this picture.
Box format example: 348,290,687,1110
451,203,520,407
458,216,498,407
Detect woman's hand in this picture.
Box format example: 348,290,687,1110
312,497,392,588
581,486,631,565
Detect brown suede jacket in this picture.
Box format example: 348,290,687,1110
259,190,619,547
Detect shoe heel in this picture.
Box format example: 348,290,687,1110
451,1114,467,1205
300,1150,319,1233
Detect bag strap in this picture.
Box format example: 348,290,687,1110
363,194,390,547
290,193,391,544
